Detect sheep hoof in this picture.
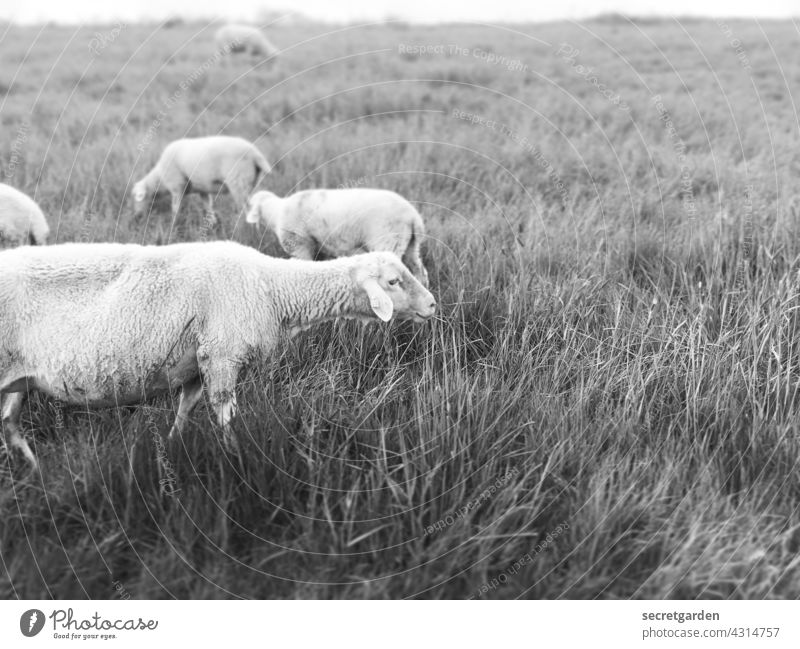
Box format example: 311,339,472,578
166,426,180,446
222,428,240,455
4,429,40,472
10,451,40,473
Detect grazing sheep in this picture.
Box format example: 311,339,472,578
0,241,436,469
0,183,49,248
214,24,279,61
132,136,272,225
246,188,430,286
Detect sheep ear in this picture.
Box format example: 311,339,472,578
362,278,393,322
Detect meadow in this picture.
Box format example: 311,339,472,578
2,15,800,599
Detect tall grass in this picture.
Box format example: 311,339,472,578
2,17,800,598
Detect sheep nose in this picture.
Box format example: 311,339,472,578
422,299,436,317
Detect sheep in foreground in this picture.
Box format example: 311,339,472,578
246,188,430,286
0,241,436,469
0,183,49,248
132,136,271,225
214,24,279,62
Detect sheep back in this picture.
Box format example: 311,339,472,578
0,242,268,405
283,188,423,257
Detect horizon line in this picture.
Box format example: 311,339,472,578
1,10,800,27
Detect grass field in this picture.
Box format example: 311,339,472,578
2,15,800,599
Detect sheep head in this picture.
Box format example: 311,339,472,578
131,179,151,216
350,252,436,323
245,190,281,230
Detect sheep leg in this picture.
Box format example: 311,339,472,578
214,396,239,452
1,392,38,470
205,195,217,227
290,243,317,260
280,231,317,260
165,189,187,242
225,177,251,228
385,231,428,286
170,191,184,228
200,356,242,452
167,377,204,443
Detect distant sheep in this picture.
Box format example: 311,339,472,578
133,136,271,224
246,188,429,286
0,183,49,248
0,241,436,469
215,24,279,61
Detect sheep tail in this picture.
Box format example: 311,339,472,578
253,149,272,180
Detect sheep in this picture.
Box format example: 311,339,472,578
0,183,49,248
246,188,430,286
132,136,272,226
0,241,436,469
214,24,279,62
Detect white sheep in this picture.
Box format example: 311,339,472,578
0,241,436,469
0,183,49,248
133,135,272,225
246,188,430,286
214,24,279,62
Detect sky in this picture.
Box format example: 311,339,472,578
2,0,797,24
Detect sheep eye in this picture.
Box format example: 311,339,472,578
388,278,401,287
